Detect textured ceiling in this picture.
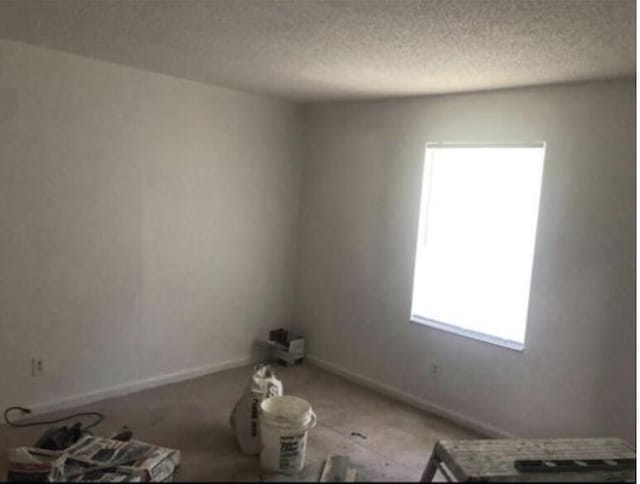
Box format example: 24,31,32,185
0,0,635,101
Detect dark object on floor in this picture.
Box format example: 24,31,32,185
33,422,83,451
320,454,357,482
350,431,367,439
515,458,636,473
112,427,133,442
421,438,636,482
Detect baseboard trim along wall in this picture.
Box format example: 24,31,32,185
306,354,514,439
21,356,255,418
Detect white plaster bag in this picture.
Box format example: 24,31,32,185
229,364,283,455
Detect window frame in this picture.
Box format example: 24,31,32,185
409,142,546,352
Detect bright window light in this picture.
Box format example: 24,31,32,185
411,143,545,350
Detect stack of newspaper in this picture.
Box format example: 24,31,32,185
8,434,180,482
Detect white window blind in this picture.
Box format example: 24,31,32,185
411,144,545,350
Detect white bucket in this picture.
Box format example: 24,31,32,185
259,395,317,474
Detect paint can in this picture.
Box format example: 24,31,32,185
259,395,317,474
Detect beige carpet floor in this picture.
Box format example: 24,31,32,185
0,363,479,481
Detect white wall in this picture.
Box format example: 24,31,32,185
0,40,302,411
296,79,636,443
1,37,634,443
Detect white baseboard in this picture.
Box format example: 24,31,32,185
21,356,255,417
306,354,514,439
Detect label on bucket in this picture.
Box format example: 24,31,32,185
279,433,306,471
250,398,259,436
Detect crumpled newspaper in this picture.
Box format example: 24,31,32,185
8,434,180,482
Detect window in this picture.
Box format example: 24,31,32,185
410,143,545,350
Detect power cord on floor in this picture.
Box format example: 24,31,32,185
3,406,104,431
4,406,105,450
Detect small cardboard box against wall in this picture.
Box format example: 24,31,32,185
264,329,304,366
275,337,304,366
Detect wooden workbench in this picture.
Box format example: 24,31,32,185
420,438,636,482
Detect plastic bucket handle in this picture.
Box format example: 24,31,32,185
303,409,317,431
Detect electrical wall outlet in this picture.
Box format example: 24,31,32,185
432,363,439,377
31,358,44,377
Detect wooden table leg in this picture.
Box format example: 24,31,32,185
420,451,440,482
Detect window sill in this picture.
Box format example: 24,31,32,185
410,315,525,352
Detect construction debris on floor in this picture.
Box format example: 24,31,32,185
4,405,180,482
8,433,180,482
319,455,357,482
